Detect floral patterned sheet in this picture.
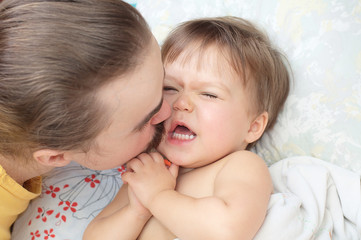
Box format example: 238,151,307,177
13,0,361,239
13,163,126,239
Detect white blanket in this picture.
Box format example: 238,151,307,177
255,156,361,240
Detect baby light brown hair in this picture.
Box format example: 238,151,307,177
161,16,291,148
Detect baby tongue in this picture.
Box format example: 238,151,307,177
174,125,194,135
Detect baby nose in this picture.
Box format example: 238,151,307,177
173,94,194,112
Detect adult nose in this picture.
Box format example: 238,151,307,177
150,99,171,124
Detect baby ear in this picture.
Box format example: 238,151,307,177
33,149,71,167
245,111,269,144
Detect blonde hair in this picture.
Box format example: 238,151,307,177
0,0,152,160
162,16,290,147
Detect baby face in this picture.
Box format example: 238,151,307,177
158,45,257,168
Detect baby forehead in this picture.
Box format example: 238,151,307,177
164,40,248,85
165,49,246,89
171,43,235,72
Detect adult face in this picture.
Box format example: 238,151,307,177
70,38,171,170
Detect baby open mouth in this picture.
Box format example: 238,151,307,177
172,125,196,140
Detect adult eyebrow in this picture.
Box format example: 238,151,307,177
133,98,164,132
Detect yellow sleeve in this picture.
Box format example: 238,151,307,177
0,165,41,240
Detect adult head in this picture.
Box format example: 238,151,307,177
0,0,170,173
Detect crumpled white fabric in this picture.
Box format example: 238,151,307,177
255,156,361,240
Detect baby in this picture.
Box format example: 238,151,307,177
83,16,290,240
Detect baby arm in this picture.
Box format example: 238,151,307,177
82,176,151,240
124,150,272,240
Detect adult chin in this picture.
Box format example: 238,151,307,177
145,122,165,153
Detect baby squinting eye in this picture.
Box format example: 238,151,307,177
163,86,177,92
203,93,218,99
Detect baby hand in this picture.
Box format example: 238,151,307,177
122,152,178,208
127,184,151,220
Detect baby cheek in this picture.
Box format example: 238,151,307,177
201,107,223,126
202,107,238,138
167,91,182,104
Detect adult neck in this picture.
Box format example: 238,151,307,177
0,154,52,186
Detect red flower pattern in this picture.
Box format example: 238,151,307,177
35,207,54,222
84,174,100,188
118,165,127,176
44,228,55,239
30,230,41,240
55,212,67,223
45,185,60,198
59,201,78,213
25,166,122,239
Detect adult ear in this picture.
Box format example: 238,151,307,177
245,111,269,144
33,149,71,167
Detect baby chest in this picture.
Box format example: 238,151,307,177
175,164,220,198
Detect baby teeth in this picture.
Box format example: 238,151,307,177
172,133,195,140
